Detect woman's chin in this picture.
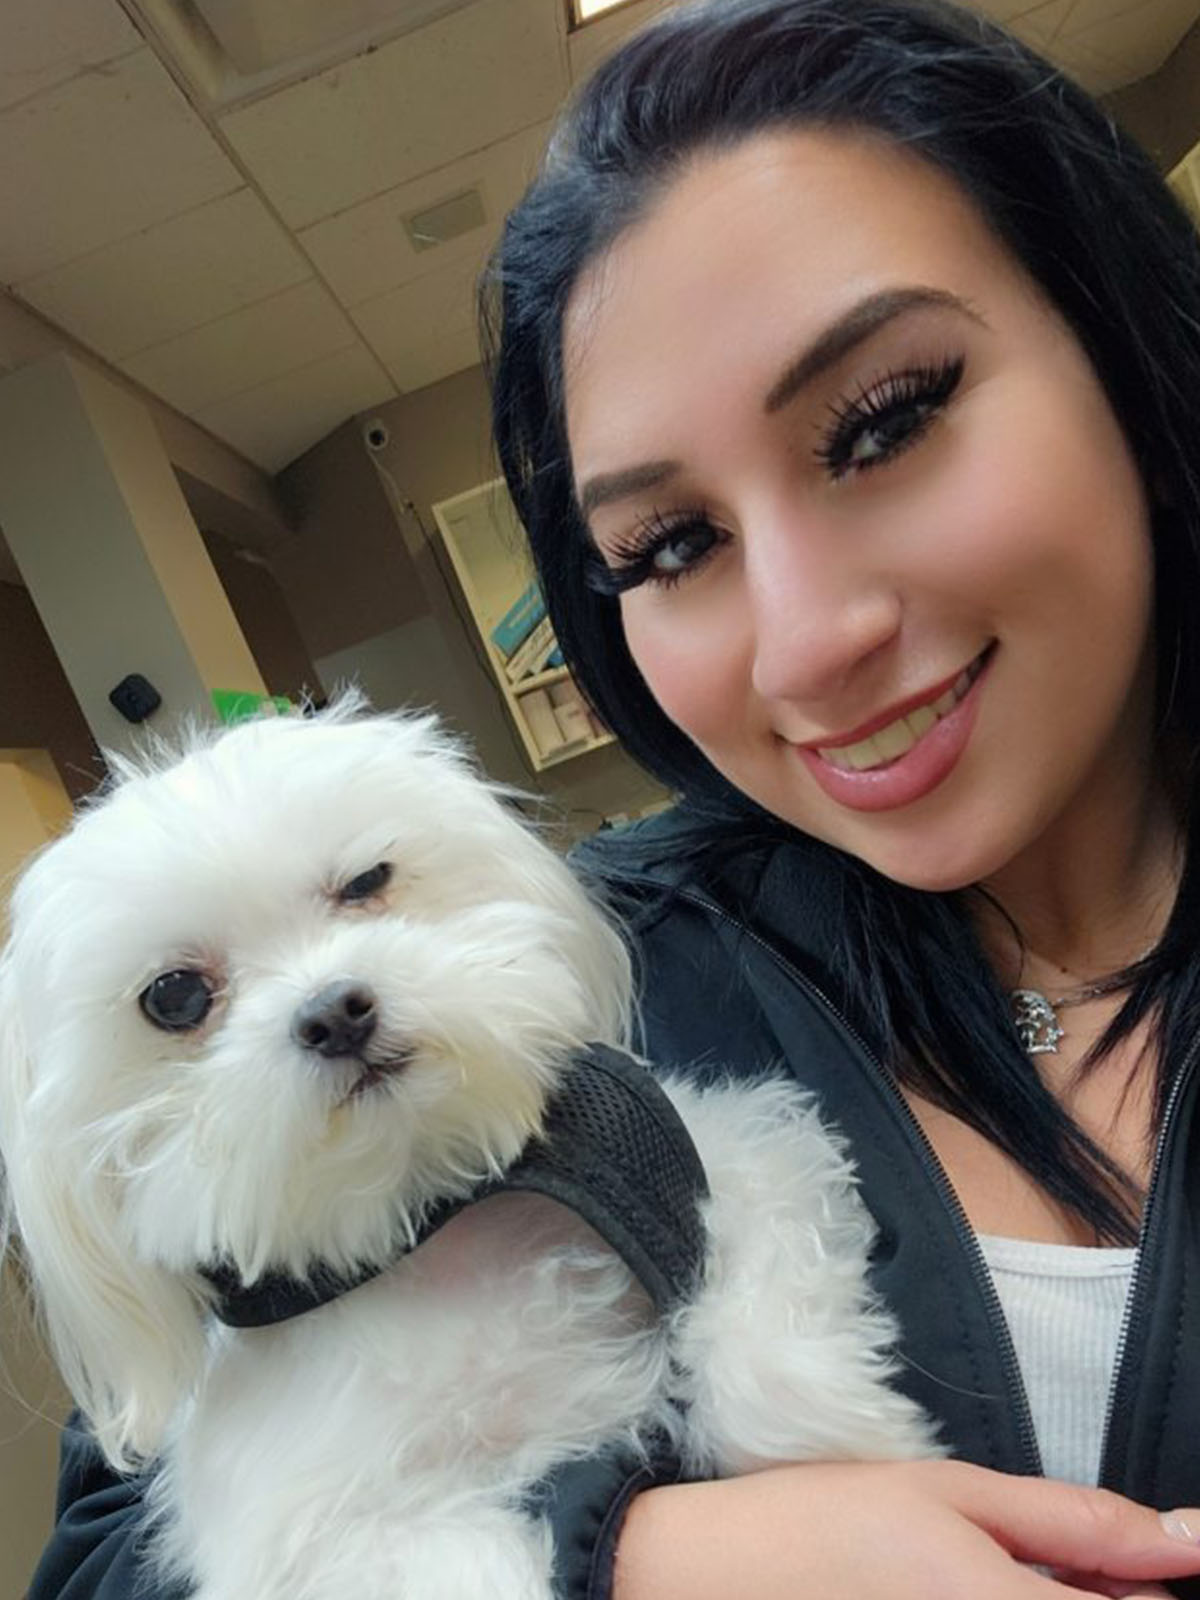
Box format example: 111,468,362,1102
791,807,1019,895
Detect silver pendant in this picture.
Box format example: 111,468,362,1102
1009,988,1064,1055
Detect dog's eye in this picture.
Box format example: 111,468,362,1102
139,969,215,1032
338,862,393,904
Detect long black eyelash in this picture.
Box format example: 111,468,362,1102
585,510,716,597
817,355,965,479
584,357,964,594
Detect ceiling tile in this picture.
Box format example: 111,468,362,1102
1057,0,1194,82
1058,0,1157,37
1103,0,1200,61
0,287,67,374
0,0,141,112
1007,0,1078,46
121,280,357,413
218,0,568,229
1158,0,1200,33
350,253,482,388
0,48,240,282
974,0,1065,21
17,189,313,361
378,321,482,393
195,344,397,471
1050,37,1142,89
299,120,551,307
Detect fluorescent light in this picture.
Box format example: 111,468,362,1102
192,0,474,74
571,0,637,24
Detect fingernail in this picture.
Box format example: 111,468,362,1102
1160,1509,1200,1542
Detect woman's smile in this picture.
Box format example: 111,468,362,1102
791,644,995,812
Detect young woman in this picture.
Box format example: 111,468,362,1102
24,3,1200,1599
483,0,1200,1594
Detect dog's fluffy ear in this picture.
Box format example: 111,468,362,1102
0,955,206,1472
394,713,634,1049
495,816,633,1048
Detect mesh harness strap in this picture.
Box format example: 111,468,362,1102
203,1044,709,1328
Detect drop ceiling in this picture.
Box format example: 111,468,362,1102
0,0,1196,473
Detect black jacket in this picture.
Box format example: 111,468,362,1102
555,811,1200,1598
26,810,1200,1600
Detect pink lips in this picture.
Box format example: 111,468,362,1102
793,648,994,813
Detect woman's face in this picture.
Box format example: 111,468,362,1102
563,130,1157,891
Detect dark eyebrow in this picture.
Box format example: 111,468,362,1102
575,286,982,518
577,459,681,519
763,286,984,414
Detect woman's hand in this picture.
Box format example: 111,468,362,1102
613,1460,1200,1599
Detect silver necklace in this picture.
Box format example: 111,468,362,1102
1009,966,1144,1056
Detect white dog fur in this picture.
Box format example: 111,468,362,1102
0,703,937,1600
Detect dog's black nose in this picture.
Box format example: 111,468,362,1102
291,981,378,1058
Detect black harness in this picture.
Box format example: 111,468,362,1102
203,1043,710,1328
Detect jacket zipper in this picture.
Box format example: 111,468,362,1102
1097,1032,1200,1490
674,885,1043,1475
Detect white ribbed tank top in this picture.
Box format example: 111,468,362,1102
975,1234,1137,1486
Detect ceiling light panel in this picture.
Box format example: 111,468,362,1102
571,0,636,22
133,0,481,107
194,0,476,72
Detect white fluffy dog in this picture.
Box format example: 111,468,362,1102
0,705,936,1600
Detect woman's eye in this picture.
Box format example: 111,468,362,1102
338,862,393,904
819,356,965,482
843,408,929,468
587,514,725,597
649,522,717,575
139,969,215,1033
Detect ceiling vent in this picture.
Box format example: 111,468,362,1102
403,188,487,252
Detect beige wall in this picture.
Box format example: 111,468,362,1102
0,356,267,755
0,289,289,559
0,754,74,1600
1,1265,71,1600
275,421,431,661
0,582,102,802
202,530,323,703
73,360,267,707
1106,17,1200,168
274,366,667,827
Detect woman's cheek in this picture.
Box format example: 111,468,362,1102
622,590,747,742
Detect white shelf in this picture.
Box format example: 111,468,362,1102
432,479,611,773
512,664,571,695
540,732,615,768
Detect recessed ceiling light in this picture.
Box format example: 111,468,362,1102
192,0,474,75
127,0,478,108
570,0,638,26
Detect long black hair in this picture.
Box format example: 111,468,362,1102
483,0,1200,1242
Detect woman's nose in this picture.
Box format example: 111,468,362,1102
746,528,901,706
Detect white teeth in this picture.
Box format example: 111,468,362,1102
845,736,884,770
817,664,978,772
873,718,918,762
